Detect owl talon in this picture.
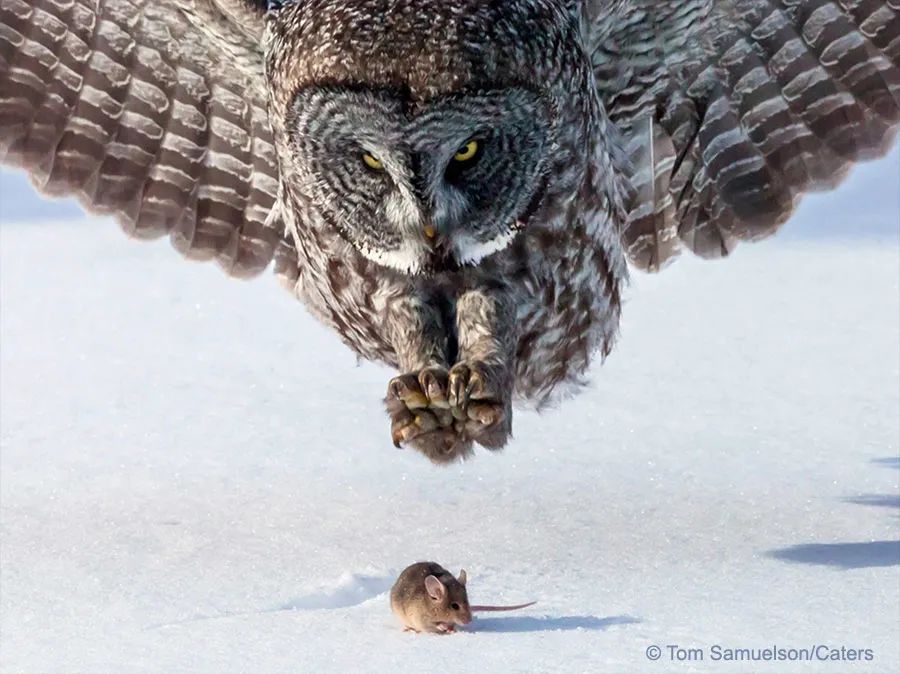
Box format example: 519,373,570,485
386,362,510,461
419,369,450,408
447,361,512,450
392,409,441,447
447,364,471,413
389,374,430,410
467,402,502,426
386,367,476,463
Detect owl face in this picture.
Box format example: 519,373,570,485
286,86,552,274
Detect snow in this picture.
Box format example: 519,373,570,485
1,220,898,673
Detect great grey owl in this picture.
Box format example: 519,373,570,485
1,0,898,463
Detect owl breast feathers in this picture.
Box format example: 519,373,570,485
1,0,897,463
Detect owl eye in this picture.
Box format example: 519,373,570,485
362,152,384,171
453,140,479,163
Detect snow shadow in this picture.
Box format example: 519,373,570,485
843,494,900,510
472,614,640,634
870,457,899,469
275,572,394,611
147,572,395,630
767,541,900,569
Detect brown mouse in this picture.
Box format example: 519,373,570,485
390,561,536,634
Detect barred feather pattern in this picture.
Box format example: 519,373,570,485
0,0,282,277
587,0,900,271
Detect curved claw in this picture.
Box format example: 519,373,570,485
386,362,511,462
447,361,511,450
389,374,429,410
391,409,440,447
467,402,503,426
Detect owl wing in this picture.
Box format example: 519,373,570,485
583,0,900,271
0,0,282,278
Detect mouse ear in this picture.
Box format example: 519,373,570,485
458,569,467,586
424,575,446,601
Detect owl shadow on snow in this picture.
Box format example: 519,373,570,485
765,457,900,570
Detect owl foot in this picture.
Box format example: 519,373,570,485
385,363,511,464
447,361,512,450
386,368,474,463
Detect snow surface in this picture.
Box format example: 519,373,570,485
1,221,898,674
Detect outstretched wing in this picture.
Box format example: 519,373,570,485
0,0,281,277
584,0,900,271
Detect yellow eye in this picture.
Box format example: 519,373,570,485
362,153,384,170
453,140,479,162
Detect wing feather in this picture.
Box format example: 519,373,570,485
586,0,900,271
0,0,281,278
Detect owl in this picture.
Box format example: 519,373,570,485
1,0,897,464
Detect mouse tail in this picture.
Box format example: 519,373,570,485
471,601,536,612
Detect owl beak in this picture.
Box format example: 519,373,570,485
423,223,443,251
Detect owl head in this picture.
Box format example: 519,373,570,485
265,0,576,274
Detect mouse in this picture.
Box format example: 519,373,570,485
390,561,537,634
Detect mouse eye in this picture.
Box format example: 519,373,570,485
451,602,460,610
